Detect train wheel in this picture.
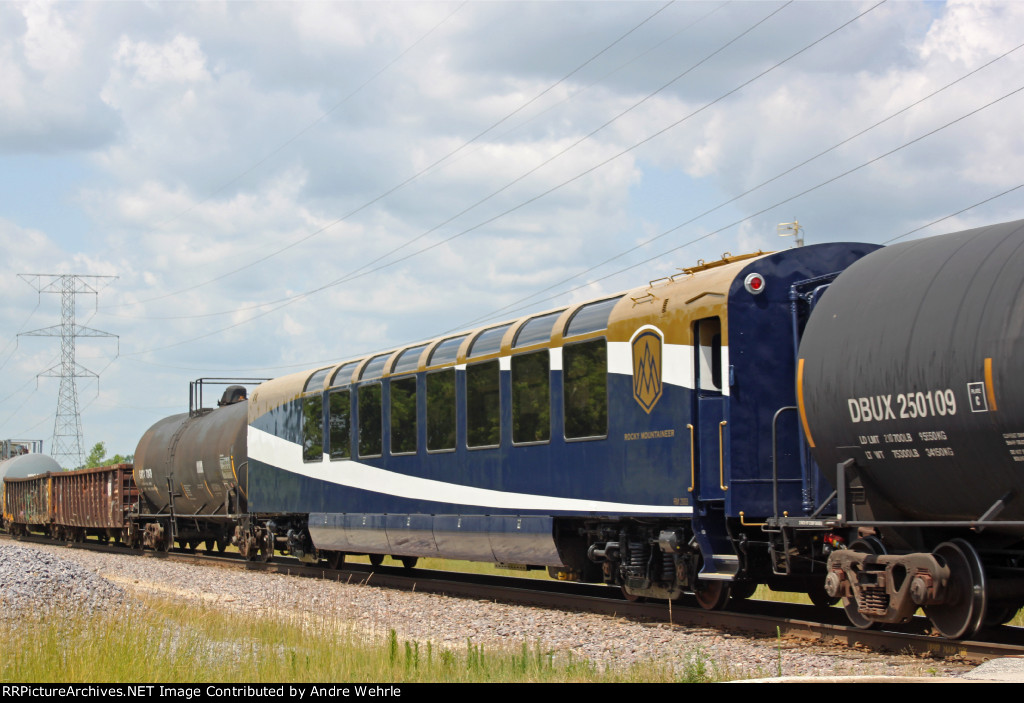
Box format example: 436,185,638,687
694,580,731,610
854,535,887,555
982,604,1020,629
368,554,384,567
326,551,345,570
924,539,987,640
259,531,274,562
620,587,645,603
807,582,840,608
841,538,887,629
730,580,758,602
399,556,418,569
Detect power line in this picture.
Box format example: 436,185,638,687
437,3,730,175
101,2,468,307
0,386,41,437
451,82,1024,328
0,295,41,372
115,183,1024,375
884,184,1024,244
104,0,674,312
456,39,1024,326
125,12,1024,365
113,0,800,324
121,0,890,356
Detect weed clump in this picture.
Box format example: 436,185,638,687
0,595,733,683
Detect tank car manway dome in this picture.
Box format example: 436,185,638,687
219,385,247,406
798,218,1024,531
0,453,61,483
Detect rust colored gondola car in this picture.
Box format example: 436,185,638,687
3,464,139,543
2,471,52,536
50,464,138,543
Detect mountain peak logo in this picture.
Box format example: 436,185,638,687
632,328,663,414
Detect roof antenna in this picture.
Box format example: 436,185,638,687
777,219,805,247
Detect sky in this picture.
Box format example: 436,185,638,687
1,0,1023,465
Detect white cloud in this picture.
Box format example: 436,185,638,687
22,0,80,74
919,0,1024,64
112,34,210,88
292,3,371,50
0,2,116,151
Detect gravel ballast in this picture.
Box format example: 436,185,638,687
0,542,977,680
0,544,127,617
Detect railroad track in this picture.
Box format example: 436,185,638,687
6,532,1022,664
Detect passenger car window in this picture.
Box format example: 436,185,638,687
303,394,324,461
328,389,351,459
563,339,607,439
427,369,456,451
696,317,723,393
469,324,512,358
564,297,621,338
358,384,382,457
390,377,417,454
392,345,427,375
512,351,550,443
330,360,363,387
466,360,500,447
513,310,564,348
360,354,391,381
429,335,467,366
304,367,331,392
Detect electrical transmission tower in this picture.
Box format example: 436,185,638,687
18,274,118,469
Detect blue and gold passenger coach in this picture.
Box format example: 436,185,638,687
245,241,878,604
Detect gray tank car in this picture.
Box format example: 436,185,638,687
132,383,250,552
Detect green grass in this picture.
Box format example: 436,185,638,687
345,554,552,580
752,585,814,605
0,596,731,683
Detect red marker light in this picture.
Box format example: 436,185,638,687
744,273,765,295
